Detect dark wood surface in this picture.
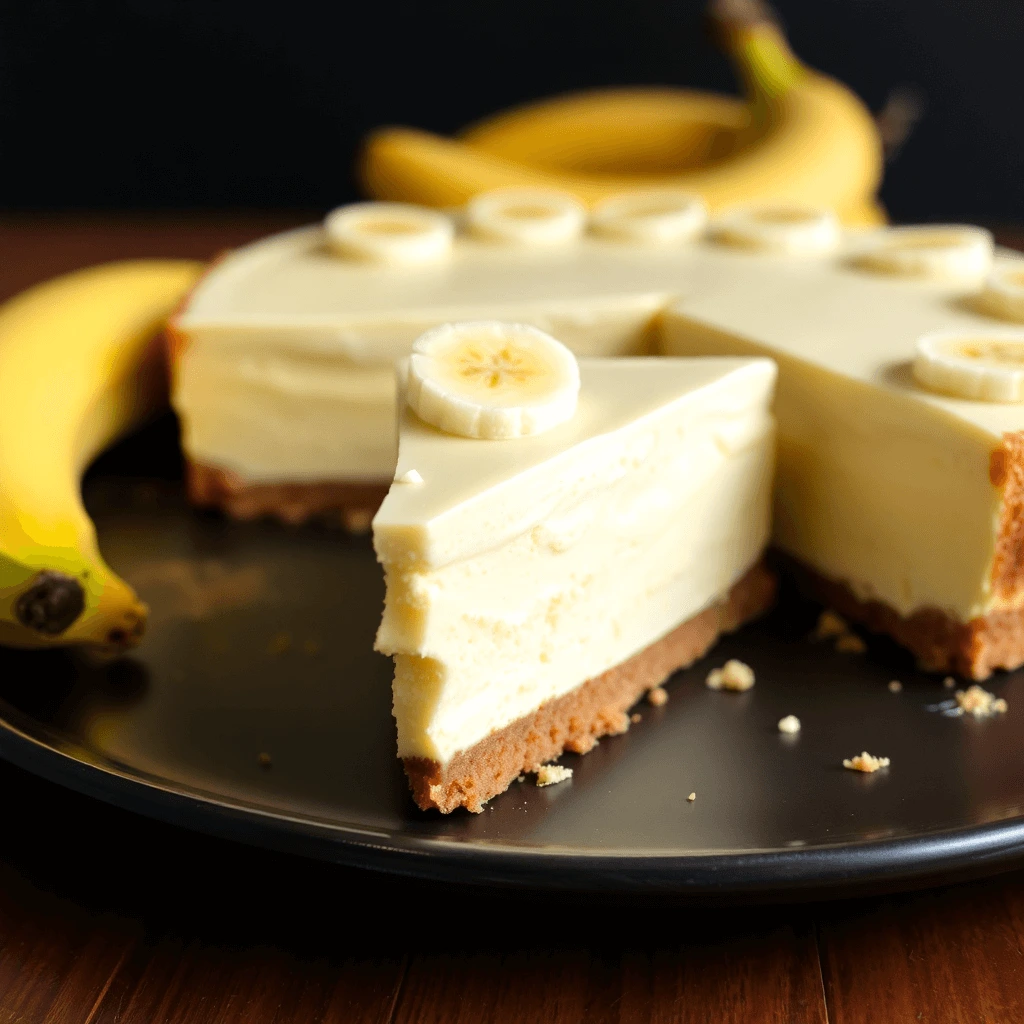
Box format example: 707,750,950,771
2,215,1024,1024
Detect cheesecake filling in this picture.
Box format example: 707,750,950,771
663,316,1007,623
373,360,775,765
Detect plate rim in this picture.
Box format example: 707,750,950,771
2,695,1024,896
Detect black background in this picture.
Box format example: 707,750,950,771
1,0,1022,224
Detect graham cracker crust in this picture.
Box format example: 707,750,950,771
787,557,1024,682
186,461,389,530
784,431,1024,682
402,560,776,814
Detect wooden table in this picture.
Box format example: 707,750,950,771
3,216,1024,1024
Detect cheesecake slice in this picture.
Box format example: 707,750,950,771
661,225,1024,679
372,350,776,812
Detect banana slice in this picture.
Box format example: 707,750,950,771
324,202,454,265
466,188,586,246
714,204,842,256
590,190,709,245
855,225,993,280
978,262,1024,323
914,329,1024,402
406,321,580,439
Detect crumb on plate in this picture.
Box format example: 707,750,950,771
630,712,642,723
647,686,669,706
835,633,867,654
706,659,755,692
536,764,573,787
943,676,956,689
687,792,696,802
843,751,890,773
258,751,272,768
778,714,801,734
888,680,903,693
955,685,1008,718
813,609,849,641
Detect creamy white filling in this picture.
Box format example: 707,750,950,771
663,316,1004,620
377,404,774,764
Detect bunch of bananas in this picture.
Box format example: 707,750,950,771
361,0,884,226
0,261,203,651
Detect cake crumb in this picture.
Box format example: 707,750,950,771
647,686,669,706
955,685,1008,718
536,764,573,787
630,712,642,724
267,631,291,655
843,751,890,773
888,680,903,693
687,791,696,802
516,775,525,783
258,752,272,769
778,714,801,734
395,469,424,485
706,659,755,692
943,676,957,689
814,609,849,640
342,508,374,534
835,633,867,654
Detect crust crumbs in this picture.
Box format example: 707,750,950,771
536,764,573,787
706,659,755,692
814,610,849,640
955,685,1009,718
843,752,890,773
687,792,697,802
777,715,801,734
647,686,669,706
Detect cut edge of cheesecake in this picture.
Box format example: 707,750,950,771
403,561,776,813
780,430,1024,681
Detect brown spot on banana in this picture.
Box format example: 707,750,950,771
14,570,87,635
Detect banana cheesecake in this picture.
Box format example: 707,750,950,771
371,322,776,812
660,221,1024,679
168,189,711,524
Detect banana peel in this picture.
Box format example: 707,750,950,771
0,260,204,651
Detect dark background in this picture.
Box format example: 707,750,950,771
1,0,1022,224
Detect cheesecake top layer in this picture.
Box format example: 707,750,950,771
372,356,776,571
665,244,1024,440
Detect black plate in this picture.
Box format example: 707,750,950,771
2,420,1024,897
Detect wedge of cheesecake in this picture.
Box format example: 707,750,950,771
168,192,711,524
661,224,1024,679
372,333,776,813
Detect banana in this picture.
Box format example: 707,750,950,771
461,88,748,173
590,190,709,245
914,330,1024,402
466,188,586,246
325,202,454,265
713,203,841,255
853,226,994,281
360,4,883,227
0,260,204,650
406,321,580,439
978,263,1024,323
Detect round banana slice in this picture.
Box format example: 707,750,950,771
466,188,586,246
914,329,1024,402
406,321,580,439
855,225,993,280
324,202,454,265
978,262,1024,323
714,204,842,256
590,190,709,245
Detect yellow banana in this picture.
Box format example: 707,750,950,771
0,260,204,651
461,88,749,173
361,9,884,226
